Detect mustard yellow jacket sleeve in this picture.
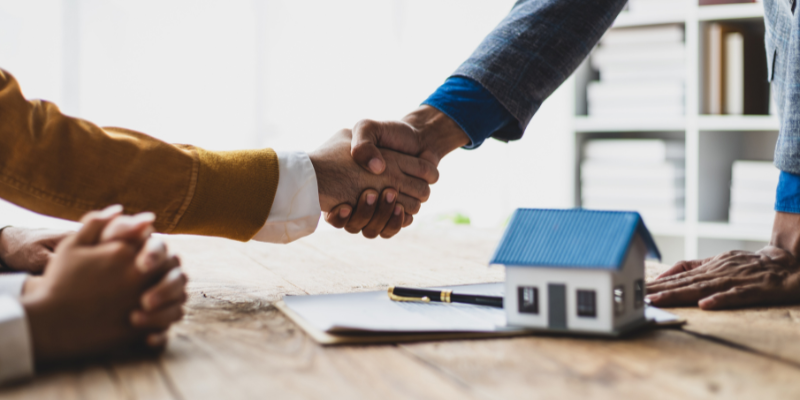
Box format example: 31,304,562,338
0,69,279,241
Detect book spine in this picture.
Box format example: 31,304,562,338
708,23,723,115
724,32,745,115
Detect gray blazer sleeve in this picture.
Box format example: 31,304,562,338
452,0,628,142
765,0,800,175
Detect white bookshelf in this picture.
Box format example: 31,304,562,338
696,2,765,21
697,115,778,131
574,2,775,264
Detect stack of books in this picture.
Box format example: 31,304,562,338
704,23,770,115
729,161,778,227
588,24,685,118
581,139,685,224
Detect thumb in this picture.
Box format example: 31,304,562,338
325,204,353,229
100,212,156,244
352,119,422,175
351,119,387,174
74,205,124,246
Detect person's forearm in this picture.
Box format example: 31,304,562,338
0,69,279,241
451,0,627,139
0,226,11,271
770,212,800,257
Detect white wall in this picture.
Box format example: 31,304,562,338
0,0,574,233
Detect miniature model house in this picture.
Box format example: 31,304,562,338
491,208,660,335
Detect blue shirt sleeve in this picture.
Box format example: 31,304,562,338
422,76,517,149
775,170,800,214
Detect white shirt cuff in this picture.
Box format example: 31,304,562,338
0,296,34,383
252,151,321,244
0,273,27,297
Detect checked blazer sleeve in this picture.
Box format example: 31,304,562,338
452,0,628,142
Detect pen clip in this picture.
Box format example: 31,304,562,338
387,286,431,303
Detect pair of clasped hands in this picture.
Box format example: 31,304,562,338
309,106,470,238
2,206,187,366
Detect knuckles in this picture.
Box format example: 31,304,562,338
175,271,189,287
401,199,421,214
361,229,379,239
345,226,361,234
416,158,440,184
325,213,347,229
105,242,137,263
353,119,381,137
762,271,788,286
417,185,431,203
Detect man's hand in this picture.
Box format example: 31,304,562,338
309,129,439,216
0,227,70,274
98,212,188,349
321,106,467,236
647,246,800,309
325,188,406,239
351,105,470,173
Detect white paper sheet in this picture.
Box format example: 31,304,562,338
282,283,681,334
284,283,510,333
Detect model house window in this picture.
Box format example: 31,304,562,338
634,279,645,309
614,285,625,315
517,286,539,314
576,290,596,317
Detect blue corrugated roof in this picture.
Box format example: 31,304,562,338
490,208,661,270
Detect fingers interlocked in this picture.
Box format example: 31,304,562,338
90,207,189,349
326,188,406,239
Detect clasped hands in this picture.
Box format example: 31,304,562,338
0,206,188,365
309,106,469,238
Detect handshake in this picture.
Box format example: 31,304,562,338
309,106,469,238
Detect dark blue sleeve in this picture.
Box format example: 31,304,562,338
775,171,800,213
422,76,516,150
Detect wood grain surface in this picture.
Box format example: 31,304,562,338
1,226,798,399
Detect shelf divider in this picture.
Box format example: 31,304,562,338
697,3,765,22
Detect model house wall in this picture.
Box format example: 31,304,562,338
505,267,613,333
612,235,647,329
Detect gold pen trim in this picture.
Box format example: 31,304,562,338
441,289,453,303
387,286,431,303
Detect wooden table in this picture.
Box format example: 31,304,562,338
2,226,800,399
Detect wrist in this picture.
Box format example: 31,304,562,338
21,288,57,364
22,276,45,296
0,226,12,269
307,152,337,212
770,211,800,258
403,106,470,165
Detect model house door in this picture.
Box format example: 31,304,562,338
548,283,567,329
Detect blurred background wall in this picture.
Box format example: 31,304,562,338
0,0,574,233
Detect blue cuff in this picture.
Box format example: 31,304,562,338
422,76,516,149
775,171,800,213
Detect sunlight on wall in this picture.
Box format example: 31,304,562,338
0,0,574,233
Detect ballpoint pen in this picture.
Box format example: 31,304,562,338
388,286,504,308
